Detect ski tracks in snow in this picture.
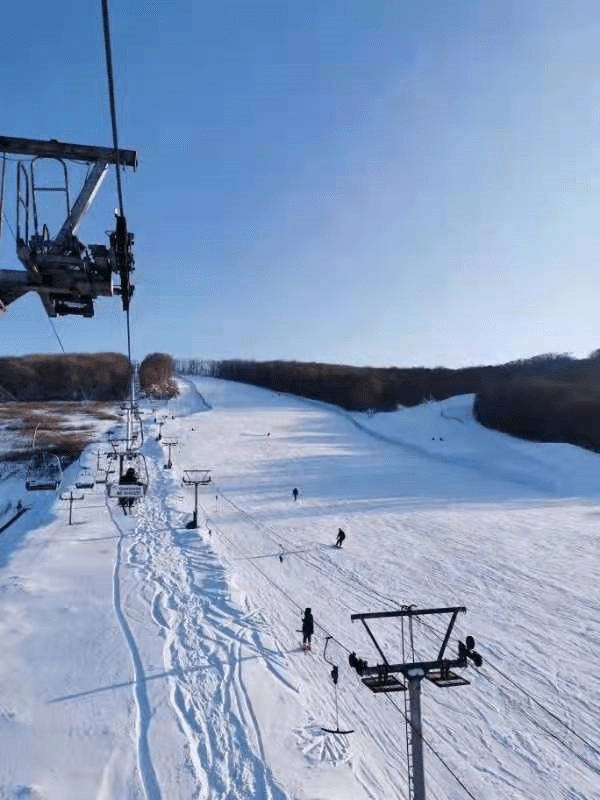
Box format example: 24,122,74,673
110,456,290,800
107,497,162,800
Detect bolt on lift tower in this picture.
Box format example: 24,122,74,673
0,135,136,317
349,606,482,800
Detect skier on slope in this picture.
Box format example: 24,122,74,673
335,528,346,548
292,487,299,501
301,607,314,650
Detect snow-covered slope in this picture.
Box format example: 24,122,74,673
0,377,597,800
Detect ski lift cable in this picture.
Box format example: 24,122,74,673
210,490,599,785
411,596,600,775
215,485,439,658
200,500,353,656
483,659,600,763
215,513,475,794
2,210,15,240
100,0,134,408
387,597,600,768
0,152,6,246
48,317,65,353
201,498,484,794
100,0,125,218
384,693,481,800
416,611,600,762
214,486,452,659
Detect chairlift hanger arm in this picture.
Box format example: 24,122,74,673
57,160,108,240
437,609,459,662
359,619,390,667
351,606,466,621
0,135,137,168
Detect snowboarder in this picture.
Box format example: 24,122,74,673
335,528,346,548
301,607,314,650
292,487,299,502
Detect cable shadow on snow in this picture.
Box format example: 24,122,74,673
47,651,271,704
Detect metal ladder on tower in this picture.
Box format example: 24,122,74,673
402,609,415,799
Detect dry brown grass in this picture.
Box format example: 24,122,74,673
0,402,121,466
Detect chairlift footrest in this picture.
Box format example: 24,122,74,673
426,669,470,687
362,676,406,693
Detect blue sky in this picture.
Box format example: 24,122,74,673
1,0,600,368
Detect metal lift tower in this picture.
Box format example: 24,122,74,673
0,135,136,317
349,606,482,800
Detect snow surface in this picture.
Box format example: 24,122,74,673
0,377,598,799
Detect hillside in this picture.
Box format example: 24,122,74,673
0,377,597,799
179,354,600,453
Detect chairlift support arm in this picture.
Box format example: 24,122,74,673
0,134,137,318
0,136,137,167
57,160,108,240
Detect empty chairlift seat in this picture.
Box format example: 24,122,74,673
25,451,63,491
75,468,95,489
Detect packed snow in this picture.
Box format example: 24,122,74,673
0,376,598,799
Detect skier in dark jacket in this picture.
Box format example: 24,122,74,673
119,466,138,514
301,607,314,650
292,487,299,501
335,528,346,548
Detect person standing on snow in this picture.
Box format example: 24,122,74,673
301,607,314,650
335,528,346,548
292,487,299,501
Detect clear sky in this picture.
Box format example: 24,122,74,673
1,0,600,368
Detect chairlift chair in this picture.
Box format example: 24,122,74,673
75,467,95,489
107,452,149,499
25,451,63,491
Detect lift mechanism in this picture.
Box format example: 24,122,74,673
349,606,483,800
0,135,137,318
349,606,482,691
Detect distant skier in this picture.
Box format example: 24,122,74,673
335,528,346,548
301,607,314,651
292,487,299,502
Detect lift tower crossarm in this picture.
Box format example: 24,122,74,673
351,606,466,621
0,136,137,168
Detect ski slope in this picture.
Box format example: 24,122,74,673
0,376,598,799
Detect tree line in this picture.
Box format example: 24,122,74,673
0,353,131,401
139,353,178,399
177,352,600,453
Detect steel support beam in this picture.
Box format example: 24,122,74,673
359,655,466,678
408,670,426,800
57,160,109,240
351,606,466,621
0,136,137,167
